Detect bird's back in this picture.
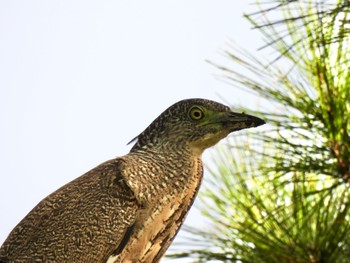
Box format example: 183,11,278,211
0,158,139,262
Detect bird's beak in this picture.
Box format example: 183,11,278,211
192,111,265,153
218,111,265,132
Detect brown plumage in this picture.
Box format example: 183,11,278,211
0,98,265,262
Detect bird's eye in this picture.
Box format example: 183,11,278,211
189,106,205,120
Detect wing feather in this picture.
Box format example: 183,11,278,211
0,158,139,262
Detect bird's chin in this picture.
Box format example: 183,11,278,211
191,130,230,154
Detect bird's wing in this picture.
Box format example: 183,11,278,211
0,158,139,262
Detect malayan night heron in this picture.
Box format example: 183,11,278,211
0,98,265,262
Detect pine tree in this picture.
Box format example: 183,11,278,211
168,1,350,262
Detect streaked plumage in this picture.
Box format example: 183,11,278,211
0,98,265,262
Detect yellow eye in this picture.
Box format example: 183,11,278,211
189,106,204,120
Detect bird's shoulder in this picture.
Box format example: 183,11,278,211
36,157,138,210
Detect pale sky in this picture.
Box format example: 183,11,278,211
0,1,264,261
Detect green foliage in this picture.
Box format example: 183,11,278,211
168,1,350,262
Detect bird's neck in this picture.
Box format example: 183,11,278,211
116,146,204,263
124,145,203,206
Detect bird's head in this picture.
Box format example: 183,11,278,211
129,99,265,155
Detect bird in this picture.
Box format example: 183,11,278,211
0,98,265,263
